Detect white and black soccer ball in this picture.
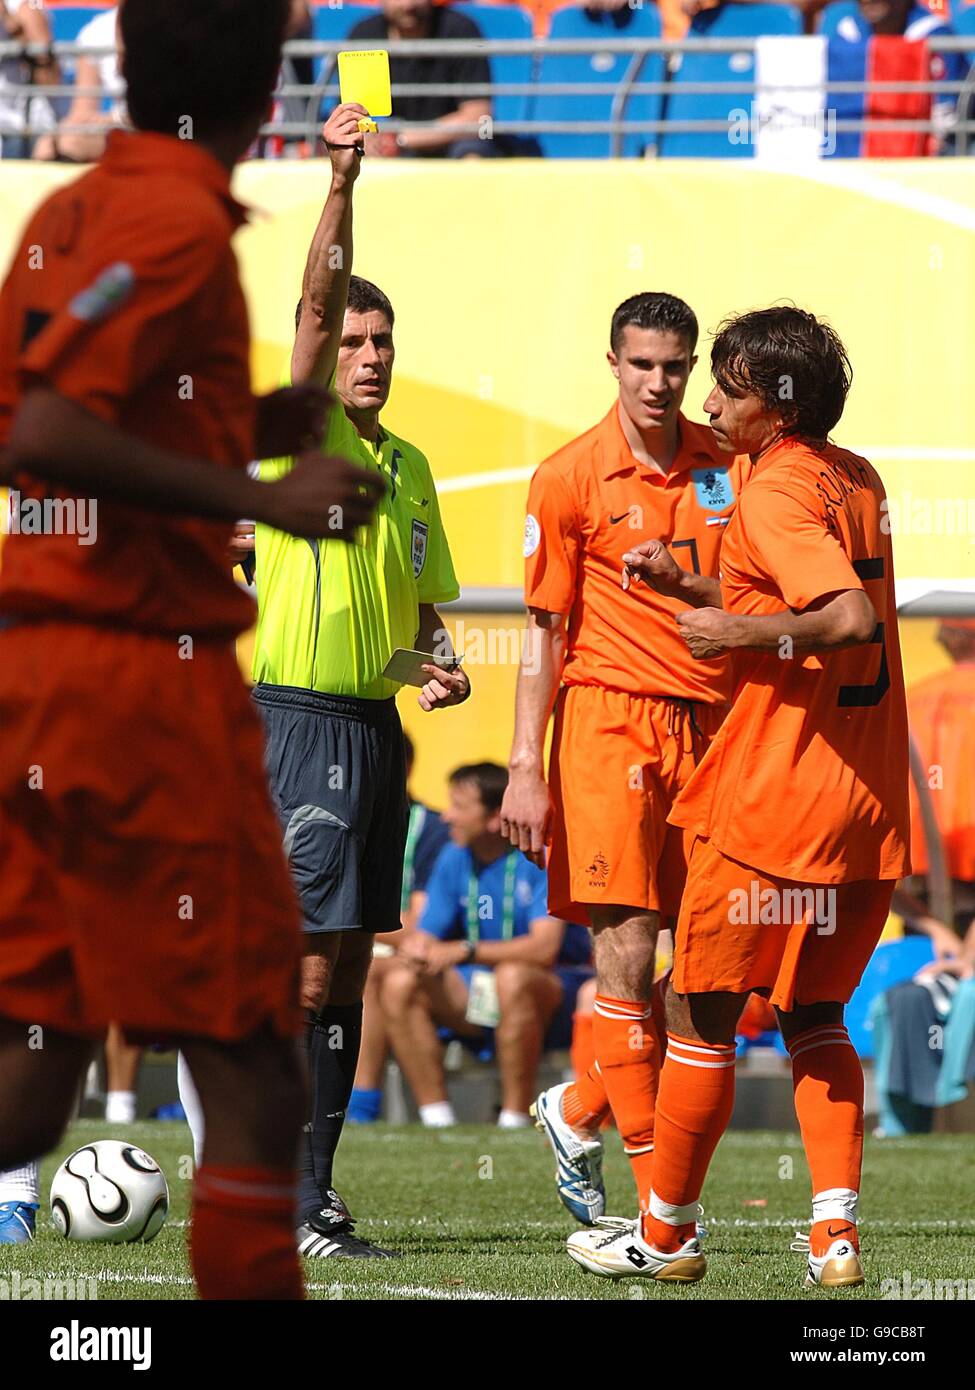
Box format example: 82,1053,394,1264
50,1141,169,1243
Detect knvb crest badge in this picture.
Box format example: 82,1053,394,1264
692,467,735,512
411,519,428,577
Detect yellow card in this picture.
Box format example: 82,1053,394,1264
337,49,392,119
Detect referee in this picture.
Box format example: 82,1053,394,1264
252,104,468,1258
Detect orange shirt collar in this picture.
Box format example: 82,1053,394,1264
750,434,811,477
601,403,715,481
102,129,250,229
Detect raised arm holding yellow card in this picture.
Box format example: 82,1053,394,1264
338,49,392,133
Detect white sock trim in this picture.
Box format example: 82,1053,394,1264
419,1101,457,1127
177,1051,205,1167
668,1053,737,1070
667,1038,736,1056
649,1189,700,1226
790,1036,856,1061
0,1161,40,1205
497,1109,532,1128
594,999,651,1021
105,1089,138,1123
812,1187,859,1225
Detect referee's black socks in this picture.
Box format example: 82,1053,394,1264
298,1002,364,1224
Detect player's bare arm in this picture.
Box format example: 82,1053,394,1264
291,103,368,387
253,382,332,459
7,386,384,539
500,609,566,867
415,603,471,710
676,588,876,660
621,538,722,608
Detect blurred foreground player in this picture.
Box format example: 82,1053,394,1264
248,103,466,1258
569,308,910,1287
0,0,382,1299
501,293,752,1224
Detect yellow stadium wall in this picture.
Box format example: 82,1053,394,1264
1,160,972,808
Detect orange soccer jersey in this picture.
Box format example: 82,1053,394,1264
907,661,975,881
0,130,256,638
670,435,912,885
0,130,302,1042
524,404,752,922
524,403,752,704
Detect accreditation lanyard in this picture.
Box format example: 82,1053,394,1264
401,802,427,912
466,852,518,945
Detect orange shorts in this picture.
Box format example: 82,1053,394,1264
0,622,302,1043
547,685,726,926
673,835,896,1010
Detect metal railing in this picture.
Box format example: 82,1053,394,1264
1,35,973,154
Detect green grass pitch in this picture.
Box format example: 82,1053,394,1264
3,1120,973,1300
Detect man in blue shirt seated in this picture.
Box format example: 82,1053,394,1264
381,762,592,1128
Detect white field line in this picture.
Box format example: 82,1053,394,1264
779,163,975,235
84,1270,567,1300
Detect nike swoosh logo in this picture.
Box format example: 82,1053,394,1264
609,513,630,525
827,1223,854,1238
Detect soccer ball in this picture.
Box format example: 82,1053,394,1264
50,1141,169,1243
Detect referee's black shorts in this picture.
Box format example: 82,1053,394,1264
253,683,408,935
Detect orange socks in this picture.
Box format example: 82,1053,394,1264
789,1023,863,1256
584,994,660,1202
643,1033,737,1252
570,1010,596,1090
191,1165,303,1300
563,1007,611,1131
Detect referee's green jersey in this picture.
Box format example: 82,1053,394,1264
253,380,460,701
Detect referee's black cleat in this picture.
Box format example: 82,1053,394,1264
296,1190,398,1259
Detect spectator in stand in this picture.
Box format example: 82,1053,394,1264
381,762,592,1128
0,0,62,157
263,0,314,157
903,617,975,941
870,617,975,1134
348,732,451,1123
831,0,965,148
678,0,829,37
33,4,123,162
346,0,496,157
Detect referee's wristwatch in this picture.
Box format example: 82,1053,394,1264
462,939,476,963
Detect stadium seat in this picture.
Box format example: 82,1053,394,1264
815,1,862,39
659,3,802,159
47,7,104,45
309,4,376,80
845,935,935,1059
534,5,666,158
954,3,975,64
454,3,536,135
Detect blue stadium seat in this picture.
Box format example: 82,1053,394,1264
954,2,975,64
454,4,535,127
846,936,935,1060
535,5,666,158
815,1,861,39
309,4,376,83
48,6,110,86
48,6,104,45
659,3,802,159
